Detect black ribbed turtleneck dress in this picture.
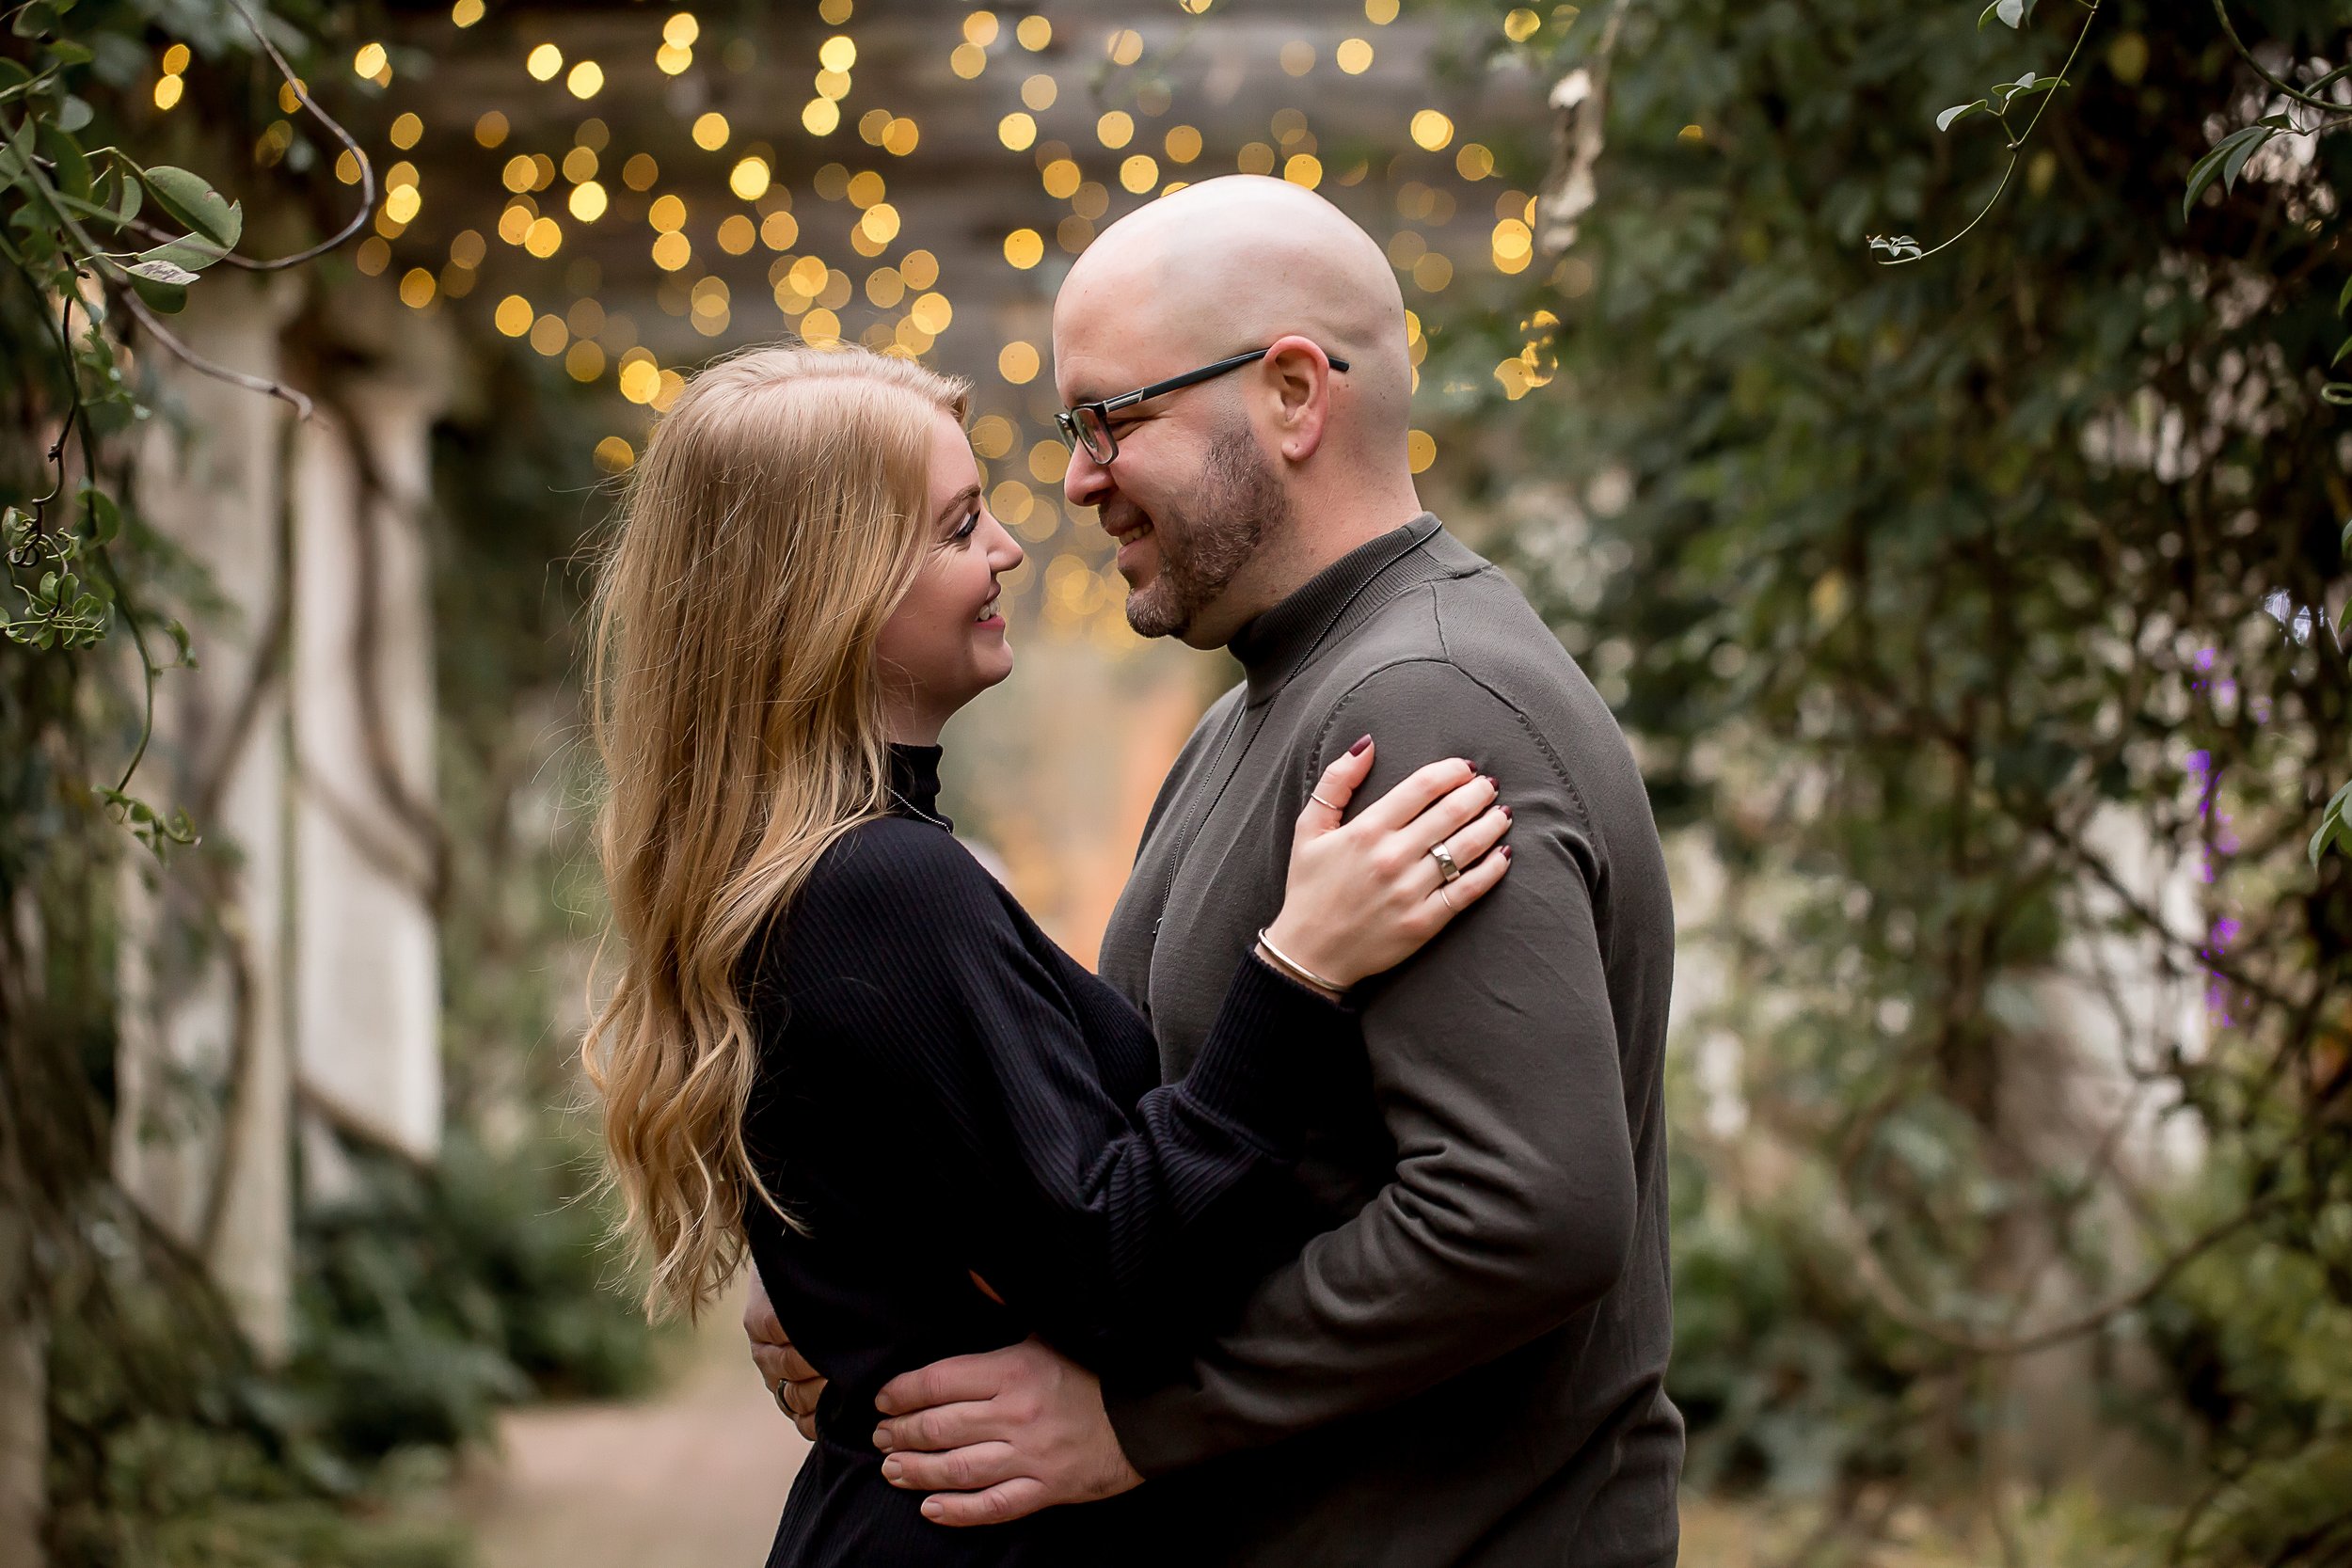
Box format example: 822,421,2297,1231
739,743,1347,1568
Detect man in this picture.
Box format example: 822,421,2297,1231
751,175,1681,1566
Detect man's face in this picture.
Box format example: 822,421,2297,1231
1056,307,1287,648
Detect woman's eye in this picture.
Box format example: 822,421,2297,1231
953,509,980,541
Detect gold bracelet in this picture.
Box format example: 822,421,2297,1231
1255,927,1348,995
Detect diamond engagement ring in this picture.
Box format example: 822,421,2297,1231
1428,842,1462,882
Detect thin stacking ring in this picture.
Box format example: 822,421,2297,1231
1311,791,1344,812
1439,884,1458,911
1428,842,1462,882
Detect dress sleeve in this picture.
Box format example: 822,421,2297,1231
781,822,1353,1360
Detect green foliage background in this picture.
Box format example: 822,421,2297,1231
3,6,655,1563
1421,0,2352,1558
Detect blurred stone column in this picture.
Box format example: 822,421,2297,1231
289,296,454,1187
115,272,305,1363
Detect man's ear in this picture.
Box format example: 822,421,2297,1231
1263,335,1334,465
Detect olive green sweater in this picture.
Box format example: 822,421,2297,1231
1099,514,1683,1567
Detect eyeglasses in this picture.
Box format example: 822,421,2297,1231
1054,345,1351,467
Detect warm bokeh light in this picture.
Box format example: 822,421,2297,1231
1027,439,1070,483
729,156,771,199
1022,73,1057,111
692,112,730,150
525,42,562,81
1503,7,1542,40
475,110,509,148
566,60,603,98
1120,155,1159,194
1097,111,1135,150
1003,229,1043,269
1336,37,1374,73
1015,15,1051,49
803,99,841,135
1407,429,1436,472
999,341,1041,383
1106,27,1143,65
568,181,608,221
900,249,940,289
999,113,1037,152
1284,153,1323,188
1410,109,1455,151
1165,124,1202,164
910,292,953,334
389,112,423,149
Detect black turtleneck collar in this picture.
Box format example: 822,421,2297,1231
885,743,951,830
1228,513,1445,705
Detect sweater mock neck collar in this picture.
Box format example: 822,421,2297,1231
885,742,951,830
1228,513,1446,705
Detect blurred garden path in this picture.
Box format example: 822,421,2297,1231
459,1278,803,1568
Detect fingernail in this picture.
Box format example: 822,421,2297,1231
922,1499,946,1521
873,1427,894,1452
1502,845,1515,860
1349,735,1373,756
1484,774,1498,789
882,1457,904,1481
1501,805,1512,820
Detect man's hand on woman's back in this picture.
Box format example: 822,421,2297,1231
744,1268,823,1443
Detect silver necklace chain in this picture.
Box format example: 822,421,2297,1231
888,788,951,830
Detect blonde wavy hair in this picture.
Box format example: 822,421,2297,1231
582,343,971,1320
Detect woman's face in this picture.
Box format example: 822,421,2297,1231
875,410,1025,740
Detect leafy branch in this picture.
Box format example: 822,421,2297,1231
0,0,370,852
1866,0,2099,265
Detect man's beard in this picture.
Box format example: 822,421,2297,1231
1123,423,1287,641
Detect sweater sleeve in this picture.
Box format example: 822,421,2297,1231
782,820,1353,1358
1104,660,1641,1471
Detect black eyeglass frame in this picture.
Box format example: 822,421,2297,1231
1055,345,1351,466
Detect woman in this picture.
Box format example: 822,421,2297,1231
583,345,1511,1565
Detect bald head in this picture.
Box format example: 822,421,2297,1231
1054,177,1426,649
1057,176,1413,461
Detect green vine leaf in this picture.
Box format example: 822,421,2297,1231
137,166,243,250
1937,101,1988,132
2184,118,2286,219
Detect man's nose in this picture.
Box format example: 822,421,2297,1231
1064,442,1113,510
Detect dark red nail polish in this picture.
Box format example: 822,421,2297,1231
1349,735,1373,756
1501,805,1513,820
1502,846,1515,860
